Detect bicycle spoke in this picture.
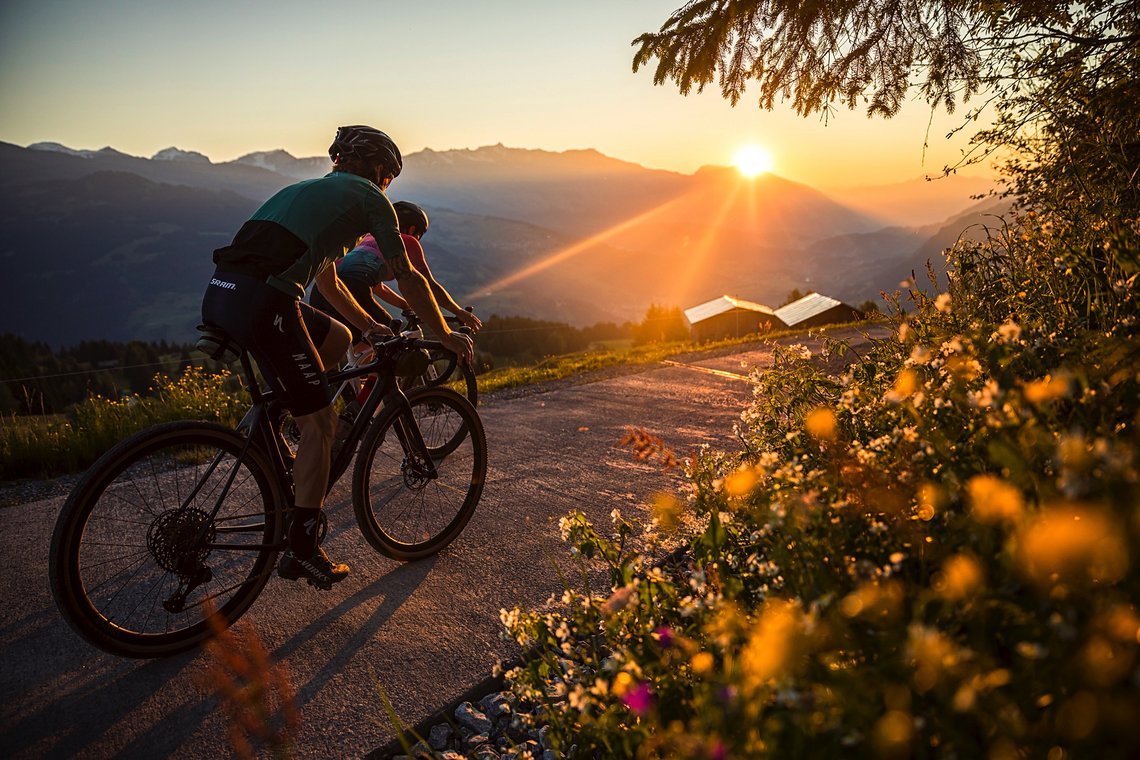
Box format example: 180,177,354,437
353,389,485,558
54,422,278,655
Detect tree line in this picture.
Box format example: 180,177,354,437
0,333,203,415
1,306,705,415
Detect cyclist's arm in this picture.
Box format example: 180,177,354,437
373,282,409,311
374,231,473,363
404,237,481,332
313,264,388,337
424,273,482,332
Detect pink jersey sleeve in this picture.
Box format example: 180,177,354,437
401,233,431,277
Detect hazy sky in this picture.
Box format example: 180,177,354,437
0,0,992,188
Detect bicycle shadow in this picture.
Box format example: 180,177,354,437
0,557,433,759
273,555,437,710
0,626,199,759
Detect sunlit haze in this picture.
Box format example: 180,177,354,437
0,1,993,188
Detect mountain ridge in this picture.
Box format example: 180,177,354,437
1,140,991,345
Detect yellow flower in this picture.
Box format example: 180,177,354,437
724,466,757,496
740,599,804,689
613,671,635,697
1024,373,1071,405
839,580,904,623
651,492,683,532
804,407,838,441
907,625,959,692
1080,635,1134,687
1058,433,1093,472
1015,504,1129,587
967,475,1024,524
944,355,981,382
691,652,715,676
886,369,919,402
873,710,914,754
1104,605,1140,644
934,554,984,601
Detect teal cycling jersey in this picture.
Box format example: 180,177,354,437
214,171,408,299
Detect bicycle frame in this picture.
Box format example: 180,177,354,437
181,336,438,568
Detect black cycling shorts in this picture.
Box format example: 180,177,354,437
202,269,334,416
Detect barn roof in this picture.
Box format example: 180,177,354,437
684,295,778,325
774,292,847,326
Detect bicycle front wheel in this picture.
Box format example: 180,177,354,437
352,387,486,560
49,421,282,658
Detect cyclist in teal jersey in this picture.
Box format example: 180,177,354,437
203,125,474,588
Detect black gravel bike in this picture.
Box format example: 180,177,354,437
49,327,486,658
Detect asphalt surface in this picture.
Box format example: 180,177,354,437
0,328,882,758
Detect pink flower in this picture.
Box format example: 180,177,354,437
621,681,654,713
709,740,728,760
654,626,675,648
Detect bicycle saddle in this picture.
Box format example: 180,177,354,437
194,324,242,364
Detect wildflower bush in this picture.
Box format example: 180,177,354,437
500,210,1140,757
0,367,243,480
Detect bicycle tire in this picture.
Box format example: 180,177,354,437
352,387,486,560
49,421,282,658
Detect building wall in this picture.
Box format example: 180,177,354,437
793,305,862,329
690,309,783,341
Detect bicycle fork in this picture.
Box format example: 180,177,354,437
389,398,440,485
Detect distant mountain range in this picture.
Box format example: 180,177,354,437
0,140,1000,345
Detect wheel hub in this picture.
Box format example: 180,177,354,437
401,454,431,489
147,507,215,574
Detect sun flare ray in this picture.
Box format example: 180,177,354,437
466,192,699,298
666,180,743,306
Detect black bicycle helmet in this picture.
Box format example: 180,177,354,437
328,125,402,178
393,201,429,236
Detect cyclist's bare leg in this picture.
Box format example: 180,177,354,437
286,321,351,563
293,405,337,511
292,320,350,511
318,319,353,368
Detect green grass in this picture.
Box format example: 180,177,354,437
477,321,879,395
0,322,875,483
0,367,244,482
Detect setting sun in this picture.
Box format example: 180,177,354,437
733,144,775,177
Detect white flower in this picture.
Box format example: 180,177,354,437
907,345,933,366
934,293,952,313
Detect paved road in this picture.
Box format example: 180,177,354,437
0,329,881,758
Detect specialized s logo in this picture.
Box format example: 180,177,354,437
273,314,285,333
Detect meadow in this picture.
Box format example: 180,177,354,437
0,326,834,482
499,210,1140,757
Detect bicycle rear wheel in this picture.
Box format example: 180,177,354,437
352,387,486,560
415,348,478,407
50,421,281,658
